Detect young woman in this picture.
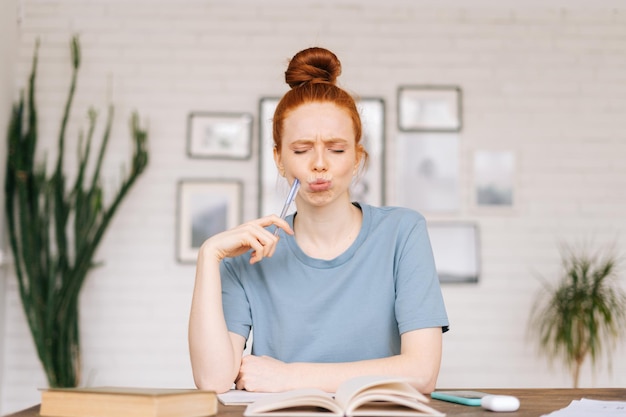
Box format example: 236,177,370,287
188,47,449,394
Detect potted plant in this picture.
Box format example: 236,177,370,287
4,36,149,387
528,243,626,388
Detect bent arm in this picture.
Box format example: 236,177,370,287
236,327,443,394
188,215,293,392
188,247,244,393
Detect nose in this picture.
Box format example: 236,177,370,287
312,146,327,172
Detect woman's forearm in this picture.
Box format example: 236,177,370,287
188,248,242,393
287,351,440,393
238,328,442,394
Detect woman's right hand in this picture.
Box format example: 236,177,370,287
199,215,294,265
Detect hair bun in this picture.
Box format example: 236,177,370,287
285,47,342,89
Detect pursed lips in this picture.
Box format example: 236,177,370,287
308,178,332,192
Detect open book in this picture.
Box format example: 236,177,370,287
244,375,445,417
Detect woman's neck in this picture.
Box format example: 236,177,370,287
293,198,362,260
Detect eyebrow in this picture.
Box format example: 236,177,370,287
290,138,349,146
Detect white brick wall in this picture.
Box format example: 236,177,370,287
2,1,626,413
0,0,19,412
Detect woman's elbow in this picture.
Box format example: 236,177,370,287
406,363,440,394
192,365,238,393
419,378,438,394
194,374,234,393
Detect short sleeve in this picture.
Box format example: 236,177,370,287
220,258,253,340
393,214,449,334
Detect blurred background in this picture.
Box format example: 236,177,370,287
1,0,625,414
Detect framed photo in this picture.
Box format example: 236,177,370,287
428,222,480,283
176,179,243,263
395,133,459,213
397,85,462,132
257,97,386,217
187,112,253,159
473,150,515,207
258,97,283,217
355,98,386,206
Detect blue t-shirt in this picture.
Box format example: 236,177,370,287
220,204,449,363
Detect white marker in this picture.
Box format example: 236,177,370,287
481,395,520,412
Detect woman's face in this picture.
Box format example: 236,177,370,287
275,101,361,208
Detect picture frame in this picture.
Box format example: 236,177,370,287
187,112,253,159
258,97,282,217
257,97,386,217
428,222,480,283
397,85,462,132
395,133,460,213
355,97,386,207
473,150,516,208
176,179,243,263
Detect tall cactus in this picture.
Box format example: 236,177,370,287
4,36,149,387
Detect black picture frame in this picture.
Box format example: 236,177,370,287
176,179,243,263
397,85,462,132
187,112,253,160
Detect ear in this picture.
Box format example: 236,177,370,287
273,146,285,177
354,144,365,173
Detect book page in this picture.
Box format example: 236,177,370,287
218,390,279,405
244,388,342,417
334,376,441,417
334,375,428,409
345,393,444,416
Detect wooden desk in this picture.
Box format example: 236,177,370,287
5,388,626,417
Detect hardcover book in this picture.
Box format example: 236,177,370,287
40,387,217,417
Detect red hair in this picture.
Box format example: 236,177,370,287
272,47,367,165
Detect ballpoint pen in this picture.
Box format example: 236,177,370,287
274,178,300,236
